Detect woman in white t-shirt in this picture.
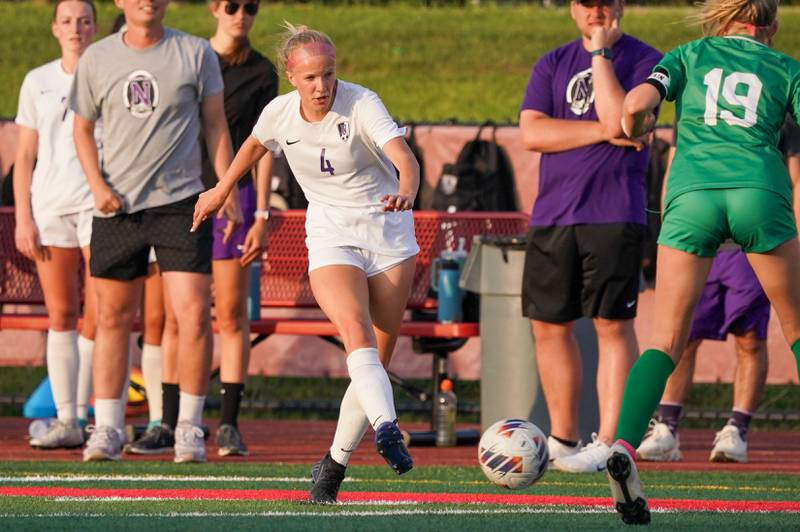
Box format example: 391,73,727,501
193,23,419,502
13,0,101,450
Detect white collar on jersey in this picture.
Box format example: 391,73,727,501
723,34,768,48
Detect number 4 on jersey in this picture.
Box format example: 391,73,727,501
320,148,335,175
703,68,763,128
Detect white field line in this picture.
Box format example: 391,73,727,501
0,507,625,518
0,475,794,494
0,475,326,483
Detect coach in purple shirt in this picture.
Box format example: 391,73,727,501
519,0,661,473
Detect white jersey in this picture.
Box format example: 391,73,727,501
252,80,418,256
16,59,100,216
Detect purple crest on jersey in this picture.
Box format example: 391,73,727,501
123,70,159,118
337,121,350,141
520,35,662,226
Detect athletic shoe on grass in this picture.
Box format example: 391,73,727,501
552,433,610,473
125,423,175,455
216,424,249,457
83,425,122,462
30,419,85,450
375,421,413,474
174,421,207,463
710,424,748,463
546,435,582,469
309,452,347,504
606,441,651,525
637,419,682,462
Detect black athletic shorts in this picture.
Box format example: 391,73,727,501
522,223,644,323
90,195,212,280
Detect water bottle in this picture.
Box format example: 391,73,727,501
247,260,262,321
435,379,457,447
437,258,462,323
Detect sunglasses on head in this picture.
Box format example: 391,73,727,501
223,1,258,16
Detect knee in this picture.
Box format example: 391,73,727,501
46,301,80,331
735,334,766,359
215,303,244,335
531,320,574,342
97,303,136,330
338,316,375,348
593,318,634,340
173,300,211,335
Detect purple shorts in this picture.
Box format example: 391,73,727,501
212,180,256,260
689,249,770,341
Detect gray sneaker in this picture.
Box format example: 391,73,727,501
30,419,85,450
216,424,249,457
124,424,175,455
174,421,207,463
82,425,122,462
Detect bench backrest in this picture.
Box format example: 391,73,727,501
0,207,529,309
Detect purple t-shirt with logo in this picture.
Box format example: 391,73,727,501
521,34,662,226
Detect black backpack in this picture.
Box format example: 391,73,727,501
431,121,517,212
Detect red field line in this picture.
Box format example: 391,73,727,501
2,486,799,512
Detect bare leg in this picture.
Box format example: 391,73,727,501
368,258,416,366
594,318,638,444
161,271,213,395
93,277,142,398
213,259,250,383
36,247,83,332
746,239,800,347
79,246,96,340
531,320,581,441
661,340,701,404
731,332,768,413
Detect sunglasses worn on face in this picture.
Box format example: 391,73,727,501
224,1,258,16
576,0,615,6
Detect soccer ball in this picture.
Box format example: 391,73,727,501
478,418,549,489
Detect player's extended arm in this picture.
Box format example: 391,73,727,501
381,136,420,211
621,83,661,139
192,135,267,232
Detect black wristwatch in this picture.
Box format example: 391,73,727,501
591,48,614,60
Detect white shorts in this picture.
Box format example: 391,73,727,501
34,209,93,248
308,246,415,278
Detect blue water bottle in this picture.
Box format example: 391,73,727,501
437,258,462,323
247,260,261,321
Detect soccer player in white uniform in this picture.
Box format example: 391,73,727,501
193,23,419,503
13,0,101,450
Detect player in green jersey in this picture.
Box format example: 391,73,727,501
600,0,800,525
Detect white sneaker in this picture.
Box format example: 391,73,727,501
552,433,611,473
636,419,682,462
82,425,122,462
30,419,85,449
174,421,207,463
606,441,651,525
547,436,582,468
709,424,747,463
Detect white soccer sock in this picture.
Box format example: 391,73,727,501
346,347,397,430
141,343,163,422
178,391,205,427
76,335,94,421
46,329,79,422
94,398,124,431
330,382,370,466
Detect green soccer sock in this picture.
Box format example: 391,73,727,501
614,349,676,449
791,339,800,381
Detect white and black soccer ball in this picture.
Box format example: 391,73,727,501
478,418,549,490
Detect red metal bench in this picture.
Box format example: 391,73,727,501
1,208,528,442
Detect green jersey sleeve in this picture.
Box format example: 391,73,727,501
648,47,684,102
790,67,800,126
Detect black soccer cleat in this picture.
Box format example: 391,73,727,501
310,452,347,504
606,443,651,525
375,421,413,475
124,423,175,455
